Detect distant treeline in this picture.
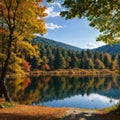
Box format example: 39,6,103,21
27,42,120,70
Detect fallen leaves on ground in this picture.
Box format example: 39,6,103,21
0,105,68,120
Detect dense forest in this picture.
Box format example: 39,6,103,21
27,41,120,70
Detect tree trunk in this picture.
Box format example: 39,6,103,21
0,35,12,102
0,54,11,102
0,84,3,98
0,1,15,102
0,56,11,102
0,80,10,102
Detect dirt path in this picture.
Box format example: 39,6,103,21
62,108,104,120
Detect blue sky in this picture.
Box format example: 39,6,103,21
42,1,106,49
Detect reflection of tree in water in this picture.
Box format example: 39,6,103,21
7,76,31,102
7,76,120,105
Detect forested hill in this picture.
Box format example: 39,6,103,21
93,44,120,54
28,37,120,70
34,37,120,54
34,36,82,51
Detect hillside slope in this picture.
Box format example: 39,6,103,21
93,44,120,54
33,37,120,54
34,36,82,51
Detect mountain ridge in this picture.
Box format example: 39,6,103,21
34,36,120,54
34,36,82,51
93,44,120,54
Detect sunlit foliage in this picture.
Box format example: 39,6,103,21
0,0,47,101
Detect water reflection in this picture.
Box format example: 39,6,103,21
7,76,120,109
40,94,119,109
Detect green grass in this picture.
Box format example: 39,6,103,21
104,102,120,113
117,69,120,74
1,102,14,108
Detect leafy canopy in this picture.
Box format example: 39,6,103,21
48,0,120,44
0,0,47,75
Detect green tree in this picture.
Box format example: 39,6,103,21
40,44,47,57
80,50,88,59
41,56,49,70
60,0,120,44
54,49,66,69
66,56,71,68
84,58,94,69
110,55,119,70
94,58,105,69
99,52,105,62
87,50,94,60
104,53,112,68
69,52,79,68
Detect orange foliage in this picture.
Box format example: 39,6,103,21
42,64,50,71
22,59,31,72
0,29,5,34
42,77,51,83
22,77,31,90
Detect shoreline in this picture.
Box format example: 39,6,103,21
7,69,119,78
0,102,119,120
30,69,119,77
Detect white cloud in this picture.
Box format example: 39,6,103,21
50,2,61,8
87,93,119,104
46,23,62,30
86,41,106,49
45,6,60,18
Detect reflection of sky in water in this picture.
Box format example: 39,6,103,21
38,93,119,109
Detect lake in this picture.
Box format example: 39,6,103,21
7,75,120,109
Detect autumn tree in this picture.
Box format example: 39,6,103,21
84,58,94,69
94,58,105,69
0,0,47,101
104,53,112,68
110,55,119,70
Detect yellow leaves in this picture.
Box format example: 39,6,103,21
19,41,39,58
37,6,48,17
0,29,5,34
0,53,7,63
0,1,5,9
7,53,25,76
0,0,48,78
34,19,47,35
33,45,38,49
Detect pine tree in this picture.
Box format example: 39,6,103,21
69,52,79,68
104,53,112,68
94,58,105,69
54,49,66,69
84,58,94,69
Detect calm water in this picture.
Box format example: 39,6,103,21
8,76,120,109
